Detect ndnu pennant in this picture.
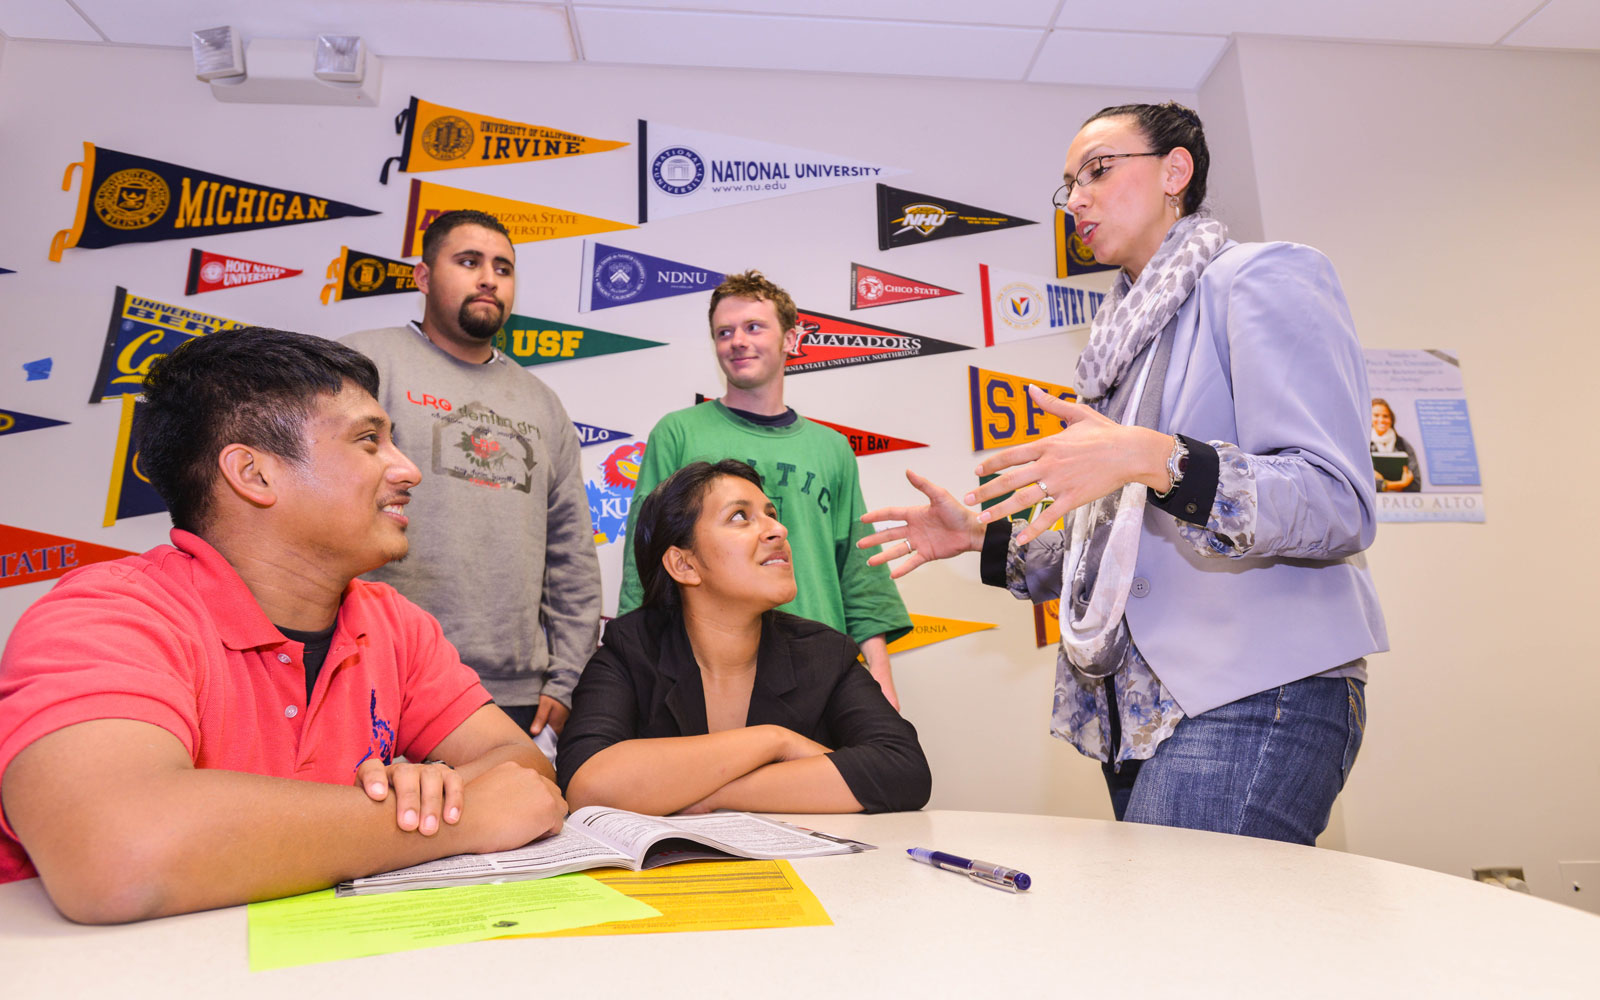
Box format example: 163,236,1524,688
0,409,68,438
104,395,168,526
979,263,1106,347
786,310,969,375
968,366,1079,452
807,416,926,458
885,613,997,655
850,263,960,310
322,247,417,304
580,241,725,313
1056,210,1118,277
382,96,627,183
0,523,136,590
638,120,905,223
403,179,634,258
91,287,249,403
494,314,665,366
876,184,1036,251
50,143,377,261
186,249,302,295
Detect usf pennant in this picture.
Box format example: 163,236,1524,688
850,263,960,310
0,409,68,438
91,287,250,403
968,366,1078,452
0,523,136,590
807,416,927,457
979,263,1106,347
494,313,666,366
876,184,1036,251
786,310,970,375
886,613,997,655
382,96,627,183
322,247,417,304
402,179,634,258
186,249,302,295
1056,210,1117,277
579,241,725,313
50,143,378,261
104,395,168,526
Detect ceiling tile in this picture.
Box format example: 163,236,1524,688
1054,0,1545,47
1030,29,1226,91
571,0,1062,28
1500,0,1600,48
1,0,102,41
577,8,1042,80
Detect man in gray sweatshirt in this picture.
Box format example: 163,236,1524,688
343,210,600,748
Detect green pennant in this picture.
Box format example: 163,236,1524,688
493,315,665,367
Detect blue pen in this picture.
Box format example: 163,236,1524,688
907,847,1031,892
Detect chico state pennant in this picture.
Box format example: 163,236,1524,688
402,178,634,258
186,249,302,295
579,241,725,313
0,523,136,590
321,247,417,304
885,613,997,655
979,263,1107,347
876,184,1036,251
0,409,68,437
572,422,632,448
968,366,1079,452
50,143,378,261
850,263,960,310
807,416,927,457
494,313,666,366
1056,210,1118,277
104,395,169,526
381,96,627,183
91,287,250,403
785,310,969,375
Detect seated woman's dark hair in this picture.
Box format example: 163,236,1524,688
1084,101,1209,216
633,459,766,609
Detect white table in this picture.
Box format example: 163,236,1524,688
4,810,1596,998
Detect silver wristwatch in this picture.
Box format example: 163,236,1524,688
1155,435,1188,499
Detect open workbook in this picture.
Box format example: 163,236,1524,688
337,806,873,896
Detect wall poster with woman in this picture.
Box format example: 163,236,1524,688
1365,348,1485,523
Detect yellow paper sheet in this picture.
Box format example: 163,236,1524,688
521,859,832,937
247,873,659,971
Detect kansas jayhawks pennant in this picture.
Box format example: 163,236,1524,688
785,310,969,375
850,263,960,310
587,442,645,546
104,395,169,526
0,409,68,438
979,263,1106,347
494,313,666,366
186,249,302,295
0,523,136,590
968,365,1079,452
402,179,634,258
50,143,378,261
91,287,250,403
382,96,627,183
579,241,725,313
1056,210,1118,277
807,415,927,457
321,247,417,304
876,184,1036,251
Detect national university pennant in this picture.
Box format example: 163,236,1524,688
50,143,378,261
849,263,960,310
968,365,1079,452
321,247,417,304
494,313,666,366
876,184,1036,251
186,249,302,295
807,416,926,457
785,310,969,375
579,241,725,313
91,287,250,403
0,409,68,437
0,523,136,590
885,613,997,655
382,96,627,183
979,263,1106,347
104,395,169,526
402,179,634,258
1056,210,1118,277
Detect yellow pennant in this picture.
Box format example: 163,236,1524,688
886,613,997,655
967,365,1079,452
402,178,635,258
381,97,627,183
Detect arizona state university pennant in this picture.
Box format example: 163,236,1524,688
876,184,1036,251
0,409,68,438
580,241,725,313
885,613,997,655
979,263,1106,347
50,143,378,261
1056,210,1118,277
402,179,634,258
494,313,666,366
382,97,627,183
807,416,927,457
186,249,302,295
104,395,168,526
0,523,136,590
90,287,249,403
850,263,960,310
321,247,417,304
786,310,969,375
968,366,1079,452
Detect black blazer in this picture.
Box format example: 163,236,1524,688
557,607,931,813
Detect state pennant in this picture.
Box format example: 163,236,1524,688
186,249,302,295
785,310,970,375
0,409,68,438
967,366,1079,452
50,143,377,261
1056,210,1118,277
104,395,168,526
0,523,136,590
885,613,997,655
382,96,627,183
573,422,632,448
876,184,1036,251
90,287,250,403
402,179,634,258
979,263,1106,347
494,313,666,366
579,241,725,313
850,263,960,310
321,247,417,304
807,416,926,457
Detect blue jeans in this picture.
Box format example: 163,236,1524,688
1101,677,1366,845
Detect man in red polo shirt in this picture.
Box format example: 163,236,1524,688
0,328,566,923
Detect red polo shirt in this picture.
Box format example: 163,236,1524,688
0,530,490,883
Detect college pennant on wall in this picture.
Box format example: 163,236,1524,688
321,247,417,304
186,249,302,295
381,96,627,183
579,241,725,313
849,263,959,310
807,416,927,457
0,267,14,275
1055,210,1118,277
885,613,997,655
0,523,136,590
0,409,68,438
979,263,1106,347
572,422,632,448
967,366,1079,452
785,310,969,375
493,313,666,366
50,143,378,261
104,395,169,526
90,287,250,403
402,179,634,258
875,184,1036,251
587,442,645,546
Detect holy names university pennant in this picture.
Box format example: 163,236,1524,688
807,416,927,457
402,179,634,258
186,249,302,295
784,310,970,375
849,263,960,310
0,523,136,590
381,96,627,183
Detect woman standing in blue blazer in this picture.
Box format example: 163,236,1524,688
861,102,1386,845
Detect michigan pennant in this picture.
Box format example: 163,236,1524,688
638,119,904,223
885,613,997,654
572,422,632,448
186,249,302,295
0,267,14,275
381,96,627,183
0,409,68,438
91,287,250,403
494,313,666,366
979,263,1107,347
786,310,969,375
50,143,377,261
1056,210,1118,277
807,416,926,457
0,523,136,590
876,184,1036,251
579,241,725,313
321,247,417,304
850,263,959,310
104,395,168,526
968,366,1079,452
402,179,634,258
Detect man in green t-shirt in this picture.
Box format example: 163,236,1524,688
617,271,912,707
